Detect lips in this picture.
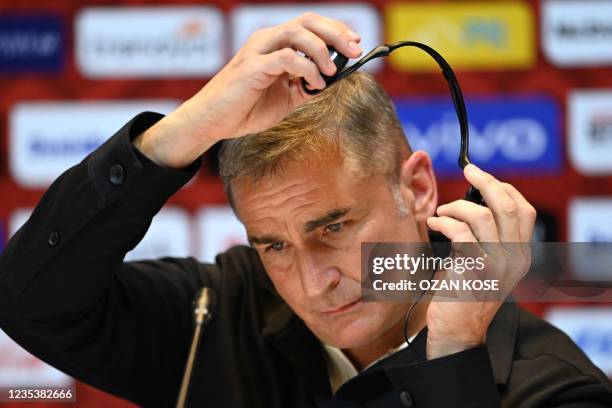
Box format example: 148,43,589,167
322,298,362,315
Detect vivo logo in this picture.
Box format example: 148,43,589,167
404,115,547,163
395,96,560,177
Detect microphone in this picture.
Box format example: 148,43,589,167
176,287,216,408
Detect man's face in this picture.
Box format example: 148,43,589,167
232,153,434,349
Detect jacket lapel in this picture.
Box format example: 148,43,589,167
262,301,332,399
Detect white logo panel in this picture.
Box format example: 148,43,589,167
0,330,73,387
196,206,248,263
542,0,612,66
9,100,178,188
569,90,612,174
76,7,225,77
231,4,382,72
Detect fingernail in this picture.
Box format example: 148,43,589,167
348,41,362,54
347,29,361,40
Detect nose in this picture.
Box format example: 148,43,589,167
295,249,341,299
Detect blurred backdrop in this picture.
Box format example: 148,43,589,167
1,0,612,406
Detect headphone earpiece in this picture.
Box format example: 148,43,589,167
302,46,349,95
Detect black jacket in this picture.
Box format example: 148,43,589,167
1,112,611,408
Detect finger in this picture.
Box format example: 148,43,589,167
260,48,325,90
286,25,338,76
427,216,478,243
463,164,520,242
501,183,537,242
436,200,500,242
298,13,363,59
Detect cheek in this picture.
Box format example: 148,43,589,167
265,266,307,311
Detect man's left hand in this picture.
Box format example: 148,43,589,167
425,164,536,359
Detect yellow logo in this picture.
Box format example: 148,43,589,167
385,2,535,71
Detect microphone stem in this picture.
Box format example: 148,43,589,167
176,322,204,408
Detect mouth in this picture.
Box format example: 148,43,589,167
322,298,362,316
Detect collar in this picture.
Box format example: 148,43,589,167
257,263,519,397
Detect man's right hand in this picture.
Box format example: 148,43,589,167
134,13,363,169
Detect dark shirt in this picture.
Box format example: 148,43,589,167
1,112,611,407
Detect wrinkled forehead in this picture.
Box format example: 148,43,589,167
232,159,353,219
229,151,371,214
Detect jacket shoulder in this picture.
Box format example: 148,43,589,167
515,307,608,382
501,306,612,406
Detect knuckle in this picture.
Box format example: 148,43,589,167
279,48,296,62
526,205,537,221
337,21,350,33
483,176,498,190
478,208,494,223
281,23,303,38
248,27,270,43
456,222,471,235
299,11,319,23
500,201,518,217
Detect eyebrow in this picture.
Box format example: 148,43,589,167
247,207,351,246
304,208,350,233
248,234,283,246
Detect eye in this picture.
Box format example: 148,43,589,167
323,222,344,235
265,242,285,252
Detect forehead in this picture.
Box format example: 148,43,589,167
231,157,378,227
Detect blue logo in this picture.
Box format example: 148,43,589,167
394,95,561,178
0,14,64,73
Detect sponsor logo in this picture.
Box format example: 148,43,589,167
569,199,612,243
394,95,561,177
231,4,382,72
125,207,192,261
0,14,64,73
546,307,612,376
0,330,73,386
542,0,612,67
196,206,247,263
568,199,612,280
9,100,178,188
76,7,224,78
569,90,612,174
385,2,534,71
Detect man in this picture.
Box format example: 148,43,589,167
0,13,610,408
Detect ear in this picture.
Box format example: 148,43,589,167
398,150,438,223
